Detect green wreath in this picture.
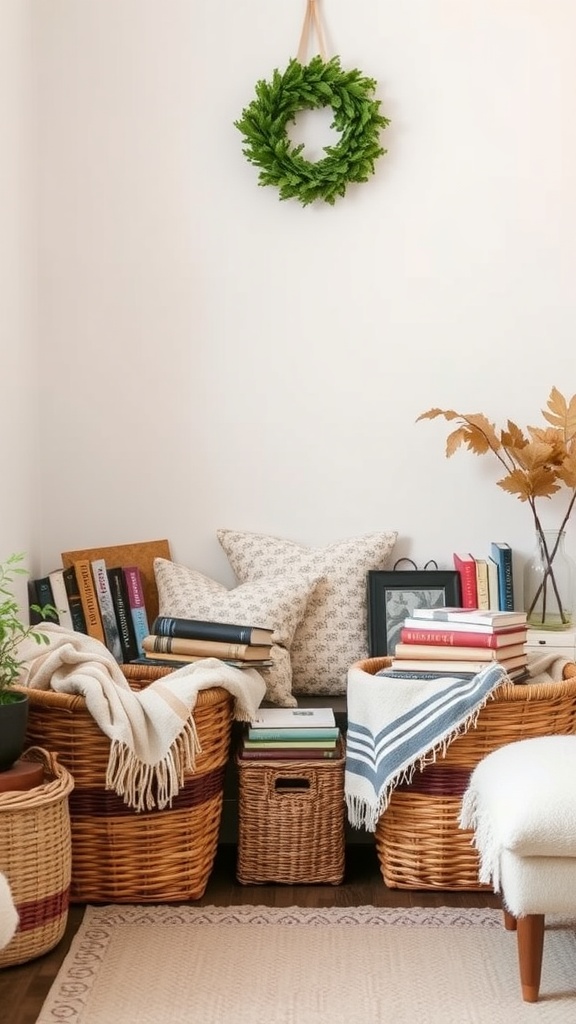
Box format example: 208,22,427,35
235,55,390,207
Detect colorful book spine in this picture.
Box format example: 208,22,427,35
62,564,88,634
74,560,106,644
123,566,150,657
399,627,527,648
247,727,340,741
453,553,478,608
107,567,139,663
490,542,515,611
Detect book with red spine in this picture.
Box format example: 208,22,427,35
399,626,527,648
453,553,478,608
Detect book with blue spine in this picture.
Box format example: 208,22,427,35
490,542,515,611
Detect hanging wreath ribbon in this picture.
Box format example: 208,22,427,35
235,0,390,207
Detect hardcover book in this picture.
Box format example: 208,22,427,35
490,542,515,612
410,608,526,628
390,655,527,673
91,559,124,662
393,642,526,662
74,560,106,644
151,616,274,647
242,738,338,749
453,553,478,609
62,564,88,634
47,569,74,630
474,558,490,611
34,576,59,624
249,707,336,729
141,649,273,667
123,566,150,657
239,746,342,761
399,626,527,648
107,567,139,663
247,727,340,741
142,635,272,660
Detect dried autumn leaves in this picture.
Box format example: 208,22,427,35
418,387,576,521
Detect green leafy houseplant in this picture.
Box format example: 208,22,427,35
418,387,576,627
0,553,55,704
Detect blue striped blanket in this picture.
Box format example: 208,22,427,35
345,661,507,832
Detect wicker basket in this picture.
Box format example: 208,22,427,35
236,742,346,885
0,746,74,967
22,663,233,903
356,656,576,891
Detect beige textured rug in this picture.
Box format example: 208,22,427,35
37,905,576,1023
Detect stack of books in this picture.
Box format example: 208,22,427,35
389,607,529,681
137,615,275,670
239,707,342,761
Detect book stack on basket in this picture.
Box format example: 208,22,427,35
386,607,529,682
239,707,342,761
137,615,275,671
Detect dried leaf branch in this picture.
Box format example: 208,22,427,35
417,387,576,623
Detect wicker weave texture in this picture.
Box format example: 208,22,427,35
0,747,73,967
23,667,233,903
237,747,345,885
359,657,576,891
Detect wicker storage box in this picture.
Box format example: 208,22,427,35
236,744,346,885
22,663,233,903
0,747,73,967
355,657,576,891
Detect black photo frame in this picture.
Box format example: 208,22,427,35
367,570,462,657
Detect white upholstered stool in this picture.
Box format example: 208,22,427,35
460,734,576,1002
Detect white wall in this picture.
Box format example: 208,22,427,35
0,0,37,608
34,1,576,592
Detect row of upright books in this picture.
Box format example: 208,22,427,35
454,542,514,611
28,560,150,664
28,557,275,671
386,606,529,682
238,707,342,761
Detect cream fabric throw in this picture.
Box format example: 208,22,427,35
17,624,266,812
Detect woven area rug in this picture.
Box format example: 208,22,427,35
36,905,576,1023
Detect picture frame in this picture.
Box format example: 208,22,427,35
367,570,462,657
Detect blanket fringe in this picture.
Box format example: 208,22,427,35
346,684,500,833
106,718,201,813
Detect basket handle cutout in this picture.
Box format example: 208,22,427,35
274,777,311,792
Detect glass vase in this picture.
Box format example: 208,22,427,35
523,529,576,630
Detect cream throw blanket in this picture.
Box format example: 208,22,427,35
17,624,266,812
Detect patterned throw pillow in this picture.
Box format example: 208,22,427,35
153,558,323,707
217,529,398,696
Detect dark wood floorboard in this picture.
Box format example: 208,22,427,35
0,843,501,1024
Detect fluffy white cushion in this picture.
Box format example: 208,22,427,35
154,558,323,707
217,529,398,696
460,735,576,890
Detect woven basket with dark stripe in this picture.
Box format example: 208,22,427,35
21,664,233,903
355,656,576,891
0,746,73,967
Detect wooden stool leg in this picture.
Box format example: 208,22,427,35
503,908,517,932
516,914,545,1003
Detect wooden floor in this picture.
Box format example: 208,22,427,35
0,843,501,1024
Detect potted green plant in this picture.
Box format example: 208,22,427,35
0,553,55,771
